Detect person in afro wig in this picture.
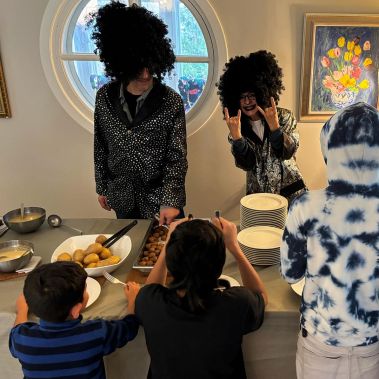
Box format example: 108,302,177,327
88,2,187,224
217,50,306,203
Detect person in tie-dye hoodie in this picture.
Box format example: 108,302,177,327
281,102,379,379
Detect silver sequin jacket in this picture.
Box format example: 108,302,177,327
94,80,188,217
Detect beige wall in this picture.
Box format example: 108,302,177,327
1,0,378,220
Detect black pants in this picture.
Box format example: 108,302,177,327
115,207,185,220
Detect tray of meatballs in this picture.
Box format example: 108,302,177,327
133,224,168,273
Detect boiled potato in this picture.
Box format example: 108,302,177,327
57,252,72,262
73,249,85,263
83,253,100,265
95,234,107,244
86,262,97,268
96,255,121,267
99,247,112,260
74,261,83,268
85,243,103,255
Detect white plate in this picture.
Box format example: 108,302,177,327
291,277,305,296
51,234,132,277
240,193,288,211
237,226,283,249
85,277,101,308
219,274,240,287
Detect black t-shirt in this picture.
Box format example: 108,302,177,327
123,90,140,118
135,284,265,379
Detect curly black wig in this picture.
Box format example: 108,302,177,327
87,2,176,82
216,50,285,116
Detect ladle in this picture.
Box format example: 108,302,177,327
47,214,83,235
20,203,24,220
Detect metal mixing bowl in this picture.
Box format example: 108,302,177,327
0,240,34,273
3,207,46,234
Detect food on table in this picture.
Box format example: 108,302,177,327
73,249,85,263
55,235,121,269
95,234,107,244
0,249,29,261
99,247,112,260
57,252,72,261
137,225,168,267
96,255,121,267
83,253,100,265
9,213,42,223
85,242,103,255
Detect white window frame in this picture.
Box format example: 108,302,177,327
40,0,227,136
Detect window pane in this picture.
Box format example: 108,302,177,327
66,60,110,105
70,0,126,53
165,62,208,112
68,59,207,112
141,0,208,56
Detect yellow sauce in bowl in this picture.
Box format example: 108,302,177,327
0,249,29,261
10,213,42,223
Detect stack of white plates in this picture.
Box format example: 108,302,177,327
237,226,283,266
240,193,288,230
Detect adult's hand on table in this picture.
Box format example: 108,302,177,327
159,207,180,225
257,97,279,132
224,107,242,140
98,195,111,211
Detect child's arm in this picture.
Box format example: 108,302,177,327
124,282,140,314
212,217,268,305
14,293,28,326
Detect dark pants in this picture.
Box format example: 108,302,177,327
115,207,185,220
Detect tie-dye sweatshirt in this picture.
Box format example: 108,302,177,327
281,102,379,347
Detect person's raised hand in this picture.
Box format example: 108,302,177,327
257,97,279,132
212,216,239,254
224,107,242,140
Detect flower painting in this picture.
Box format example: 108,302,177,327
300,14,379,121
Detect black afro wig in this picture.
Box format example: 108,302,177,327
216,50,285,116
88,2,176,82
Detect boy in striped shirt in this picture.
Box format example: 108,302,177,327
9,261,139,379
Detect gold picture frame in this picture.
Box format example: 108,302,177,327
300,13,379,122
0,54,11,118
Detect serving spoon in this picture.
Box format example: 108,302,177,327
47,214,83,235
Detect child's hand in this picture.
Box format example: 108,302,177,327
166,217,190,243
124,281,140,314
212,217,239,253
16,293,28,314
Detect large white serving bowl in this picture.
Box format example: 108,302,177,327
51,234,132,277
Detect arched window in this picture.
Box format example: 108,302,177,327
41,0,227,136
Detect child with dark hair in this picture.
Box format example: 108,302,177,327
135,217,268,378
9,261,140,379
88,2,187,224
217,50,306,203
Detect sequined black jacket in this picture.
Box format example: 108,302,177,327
94,80,188,217
229,108,306,203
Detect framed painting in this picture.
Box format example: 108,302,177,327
300,14,379,122
0,53,11,118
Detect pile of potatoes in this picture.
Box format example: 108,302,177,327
56,234,121,268
137,226,168,267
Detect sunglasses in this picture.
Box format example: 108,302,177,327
239,93,256,101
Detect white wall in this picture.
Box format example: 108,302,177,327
1,0,379,219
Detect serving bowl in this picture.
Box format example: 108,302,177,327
0,240,34,273
51,234,132,277
3,207,46,234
